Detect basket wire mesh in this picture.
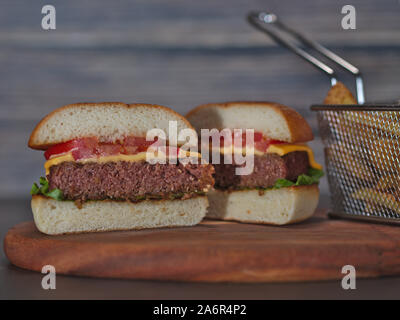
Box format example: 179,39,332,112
312,105,400,224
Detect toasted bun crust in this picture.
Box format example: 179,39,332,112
186,101,313,143
29,102,194,150
31,195,208,235
206,185,319,225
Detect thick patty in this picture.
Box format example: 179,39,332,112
213,151,310,190
48,161,215,202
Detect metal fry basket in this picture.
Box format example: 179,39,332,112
248,11,400,224
312,104,400,224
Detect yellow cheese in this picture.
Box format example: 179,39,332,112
44,150,202,175
213,143,322,170
267,144,322,170
214,146,264,156
44,153,74,174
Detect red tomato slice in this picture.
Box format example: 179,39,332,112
44,139,81,160
72,137,99,160
124,136,159,152
253,139,269,152
123,136,146,147
95,144,123,157
44,136,160,160
213,130,285,153
253,132,263,142
254,138,284,153
122,146,139,155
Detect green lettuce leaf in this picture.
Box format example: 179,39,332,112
31,177,64,201
273,179,295,188
272,168,324,190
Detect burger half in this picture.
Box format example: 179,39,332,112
186,101,323,225
29,102,214,234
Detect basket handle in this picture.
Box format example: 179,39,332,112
247,11,365,104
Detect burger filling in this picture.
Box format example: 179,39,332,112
209,131,323,191
31,135,214,202
47,161,214,202
214,151,310,190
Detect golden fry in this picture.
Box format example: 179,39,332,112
352,188,400,214
323,82,357,105
376,175,400,191
327,144,377,182
368,138,400,172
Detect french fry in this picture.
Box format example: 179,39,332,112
339,112,400,139
352,188,400,214
327,144,377,183
323,82,358,105
376,175,400,191
330,119,378,143
368,138,400,172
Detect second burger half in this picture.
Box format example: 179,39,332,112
187,101,323,225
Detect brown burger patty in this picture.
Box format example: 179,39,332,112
213,151,309,190
48,161,215,202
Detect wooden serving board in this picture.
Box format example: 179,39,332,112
4,209,400,282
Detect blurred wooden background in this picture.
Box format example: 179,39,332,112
1,0,399,199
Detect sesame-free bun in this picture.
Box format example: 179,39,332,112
186,101,313,143
206,185,319,225
29,102,194,150
31,195,208,235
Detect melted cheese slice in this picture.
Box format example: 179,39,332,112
45,153,75,174
214,146,264,156
267,144,322,170
44,150,202,175
214,143,322,170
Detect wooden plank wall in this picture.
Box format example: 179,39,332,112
1,0,399,199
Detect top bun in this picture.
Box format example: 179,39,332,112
29,102,194,150
186,101,313,143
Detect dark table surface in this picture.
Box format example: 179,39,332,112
1,195,400,300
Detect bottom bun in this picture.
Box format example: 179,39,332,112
207,185,319,225
31,195,208,235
